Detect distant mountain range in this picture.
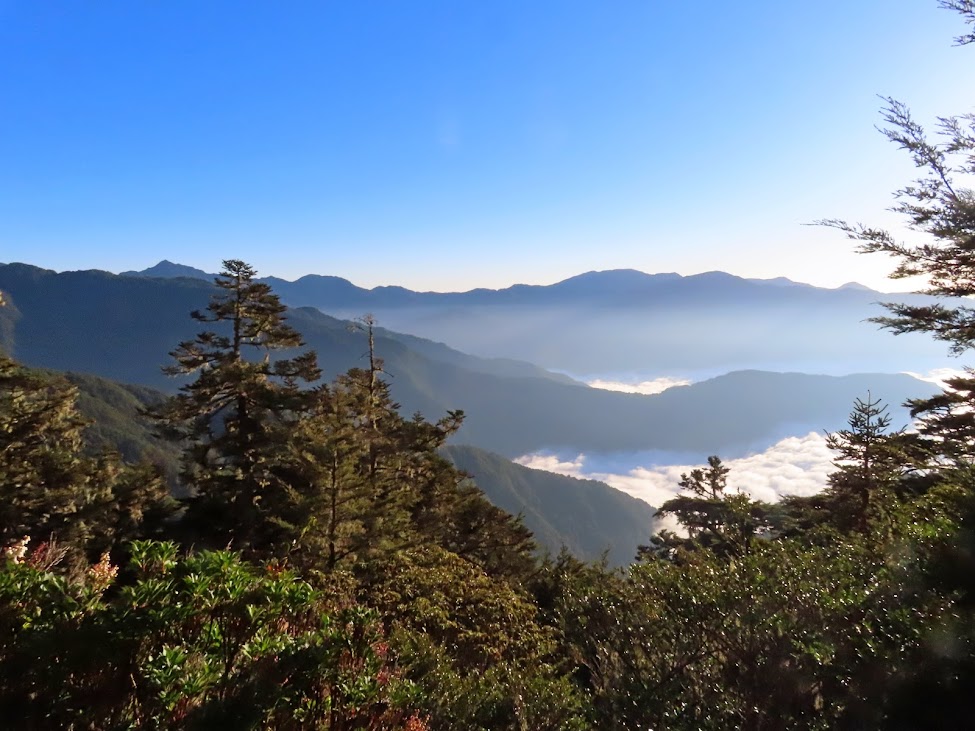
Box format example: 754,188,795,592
118,260,950,376
0,263,938,461
0,260,948,564
122,260,882,307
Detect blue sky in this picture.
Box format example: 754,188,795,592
0,1,971,291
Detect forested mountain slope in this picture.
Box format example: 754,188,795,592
61,371,180,489
442,445,655,566
21,361,642,563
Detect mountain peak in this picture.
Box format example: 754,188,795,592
121,261,213,280
558,268,650,282
747,275,809,288
553,269,685,288
837,281,874,292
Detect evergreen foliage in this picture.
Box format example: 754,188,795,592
154,259,321,551
0,541,425,729
2,241,975,728
640,456,771,559
0,355,93,547
812,2,975,721
823,393,919,533
0,355,173,561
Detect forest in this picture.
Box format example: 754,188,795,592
4,3,975,729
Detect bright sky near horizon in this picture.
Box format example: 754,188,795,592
1,1,972,292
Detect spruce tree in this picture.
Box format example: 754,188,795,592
824,394,917,534
155,260,320,551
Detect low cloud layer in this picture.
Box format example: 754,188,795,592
515,432,835,508
525,368,957,509
587,376,692,395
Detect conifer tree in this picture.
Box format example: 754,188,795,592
156,260,320,551
0,291,92,548
818,17,975,463
281,343,535,578
279,375,395,570
0,355,172,558
641,456,769,559
0,355,92,547
823,394,916,534
819,4,975,720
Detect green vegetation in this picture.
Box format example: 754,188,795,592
3,4,975,728
0,354,175,567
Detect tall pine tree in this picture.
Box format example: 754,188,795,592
155,260,320,551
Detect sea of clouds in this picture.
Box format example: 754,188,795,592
515,432,835,508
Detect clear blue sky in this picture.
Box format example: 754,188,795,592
0,1,971,291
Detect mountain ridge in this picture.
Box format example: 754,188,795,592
116,260,885,300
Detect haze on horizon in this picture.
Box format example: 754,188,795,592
1,1,970,292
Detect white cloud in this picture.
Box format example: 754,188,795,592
515,432,834,508
903,367,969,390
513,453,588,479
587,376,691,395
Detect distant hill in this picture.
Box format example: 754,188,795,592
0,263,939,460
67,371,169,462
34,369,182,490
0,262,570,388
442,445,655,566
372,324,582,386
